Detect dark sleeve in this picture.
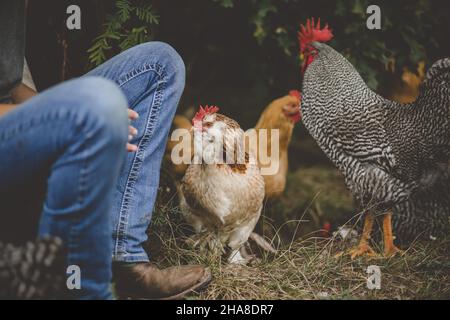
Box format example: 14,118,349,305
0,0,26,102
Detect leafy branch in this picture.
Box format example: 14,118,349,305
87,0,159,66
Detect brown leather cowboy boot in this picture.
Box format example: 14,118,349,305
113,262,212,300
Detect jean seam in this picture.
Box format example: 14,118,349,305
77,125,90,208
113,64,167,258
117,63,166,88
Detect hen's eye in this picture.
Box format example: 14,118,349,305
203,122,213,128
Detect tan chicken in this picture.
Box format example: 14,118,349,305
165,114,193,178
247,90,301,199
389,62,425,103
179,106,266,264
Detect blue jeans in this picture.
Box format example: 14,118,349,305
0,42,185,299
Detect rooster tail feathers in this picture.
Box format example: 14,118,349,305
423,58,450,85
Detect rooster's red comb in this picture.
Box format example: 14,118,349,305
298,17,333,52
192,105,220,124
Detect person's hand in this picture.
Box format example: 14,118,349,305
127,109,139,152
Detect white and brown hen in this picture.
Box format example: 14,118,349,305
179,106,265,264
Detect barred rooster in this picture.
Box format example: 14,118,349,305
298,18,449,257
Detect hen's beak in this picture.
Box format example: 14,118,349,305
192,121,206,132
283,105,301,124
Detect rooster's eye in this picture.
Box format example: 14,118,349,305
203,122,213,128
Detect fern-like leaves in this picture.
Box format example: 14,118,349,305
88,0,159,67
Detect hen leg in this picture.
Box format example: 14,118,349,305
382,211,403,257
227,229,256,264
228,248,249,264
348,213,378,259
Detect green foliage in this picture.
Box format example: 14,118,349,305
212,0,446,90
213,0,235,8
330,0,437,89
87,0,159,66
251,0,278,45
87,0,448,94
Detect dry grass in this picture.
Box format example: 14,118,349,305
148,165,450,300
147,202,450,300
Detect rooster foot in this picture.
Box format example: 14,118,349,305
384,244,404,258
347,243,379,259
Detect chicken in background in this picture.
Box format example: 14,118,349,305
247,91,301,200
389,62,425,104
166,92,301,201
165,114,193,178
179,106,267,264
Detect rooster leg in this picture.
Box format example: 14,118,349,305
382,211,403,257
348,213,378,259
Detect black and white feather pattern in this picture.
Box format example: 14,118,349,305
301,42,449,242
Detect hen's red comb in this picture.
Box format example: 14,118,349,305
192,105,220,124
298,17,333,52
289,90,301,101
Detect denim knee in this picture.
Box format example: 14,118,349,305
135,42,185,87
131,42,185,116
150,41,185,80
71,76,129,148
